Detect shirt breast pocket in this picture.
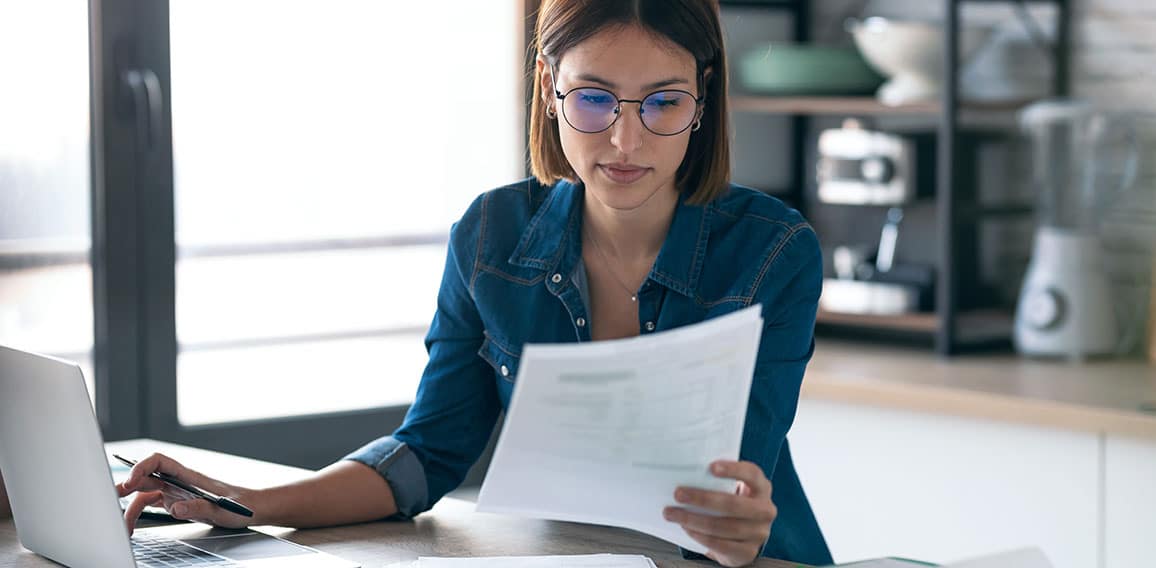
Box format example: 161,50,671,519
478,333,520,383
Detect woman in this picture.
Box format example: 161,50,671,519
119,1,832,565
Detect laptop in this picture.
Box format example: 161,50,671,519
0,344,360,568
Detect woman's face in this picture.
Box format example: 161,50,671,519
541,25,700,214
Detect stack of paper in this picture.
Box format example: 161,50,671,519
825,560,936,567
477,306,765,553
942,548,1052,568
826,547,1053,568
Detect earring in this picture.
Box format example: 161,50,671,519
691,119,702,132
546,106,557,119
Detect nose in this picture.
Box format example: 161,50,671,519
609,103,644,155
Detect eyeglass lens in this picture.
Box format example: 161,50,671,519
560,87,697,135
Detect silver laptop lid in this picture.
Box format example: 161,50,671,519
0,344,136,567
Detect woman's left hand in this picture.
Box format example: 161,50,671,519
663,460,777,567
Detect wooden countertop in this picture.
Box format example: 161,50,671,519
802,340,1156,440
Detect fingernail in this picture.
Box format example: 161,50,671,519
711,462,724,474
662,508,676,521
675,489,688,501
172,504,187,516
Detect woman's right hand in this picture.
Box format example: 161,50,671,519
116,452,264,534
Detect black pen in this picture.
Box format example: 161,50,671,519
113,454,254,518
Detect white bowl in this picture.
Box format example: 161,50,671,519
848,17,993,106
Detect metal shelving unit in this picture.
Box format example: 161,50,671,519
720,0,1071,355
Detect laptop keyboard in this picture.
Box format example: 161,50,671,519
131,532,241,567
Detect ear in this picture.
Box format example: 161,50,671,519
536,55,556,108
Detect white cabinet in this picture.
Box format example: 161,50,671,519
788,399,1099,568
1104,434,1156,568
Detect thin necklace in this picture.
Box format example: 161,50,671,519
585,227,640,302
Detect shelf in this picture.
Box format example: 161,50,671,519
961,0,1063,4
729,95,1038,126
959,203,1036,221
718,0,798,7
731,95,938,116
817,308,1015,343
723,0,1070,356
817,309,938,332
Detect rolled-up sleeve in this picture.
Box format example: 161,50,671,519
343,436,429,520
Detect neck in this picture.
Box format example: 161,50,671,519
582,184,679,263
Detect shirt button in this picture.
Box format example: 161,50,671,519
551,273,563,283
576,317,586,328
645,321,656,332
500,365,510,377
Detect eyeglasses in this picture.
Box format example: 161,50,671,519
552,74,704,136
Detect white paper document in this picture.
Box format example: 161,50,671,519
942,547,1053,568
827,547,1053,568
476,306,765,553
829,560,936,568
411,554,656,567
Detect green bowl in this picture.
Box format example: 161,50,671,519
736,43,884,96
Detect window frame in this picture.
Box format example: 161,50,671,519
89,0,529,471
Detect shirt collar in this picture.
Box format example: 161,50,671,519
509,179,584,273
651,189,710,298
509,180,711,299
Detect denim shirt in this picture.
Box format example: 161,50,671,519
345,177,833,565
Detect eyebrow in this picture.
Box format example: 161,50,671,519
573,73,691,91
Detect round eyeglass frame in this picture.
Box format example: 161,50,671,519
551,85,705,137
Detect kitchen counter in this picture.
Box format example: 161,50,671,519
803,340,1156,440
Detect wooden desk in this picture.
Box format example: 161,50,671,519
0,440,808,568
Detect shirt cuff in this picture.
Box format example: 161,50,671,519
678,528,773,562
343,436,428,520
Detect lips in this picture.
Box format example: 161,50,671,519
598,163,650,185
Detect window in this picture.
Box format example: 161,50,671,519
0,2,94,400
11,0,534,467
167,1,523,425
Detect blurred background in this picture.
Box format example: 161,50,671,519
1,1,1154,567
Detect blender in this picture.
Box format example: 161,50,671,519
1014,100,1139,358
